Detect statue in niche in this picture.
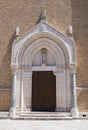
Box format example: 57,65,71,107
41,48,47,65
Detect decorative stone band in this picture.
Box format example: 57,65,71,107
69,63,77,74
11,63,76,73
11,63,18,74
56,63,76,71
11,64,32,74
56,64,65,70
76,86,88,90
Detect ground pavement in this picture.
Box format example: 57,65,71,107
0,119,88,130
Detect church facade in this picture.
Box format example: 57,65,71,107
0,0,88,119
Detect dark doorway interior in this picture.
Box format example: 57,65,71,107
32,71,56,112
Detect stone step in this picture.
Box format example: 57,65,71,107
19,117,72,120
0,112,9,119
18,112,71,119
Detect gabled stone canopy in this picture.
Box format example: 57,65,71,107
11,21,76,69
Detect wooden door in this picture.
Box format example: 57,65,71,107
32,71,56,111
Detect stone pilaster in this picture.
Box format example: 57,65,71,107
54,65,65,112
70,66,79,117
20,67,32,112
10,67,18,117
28,71,32,111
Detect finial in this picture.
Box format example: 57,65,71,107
68,25,73,36
16,27,20,36
40,9,46,22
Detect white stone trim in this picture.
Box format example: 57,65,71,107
76,87,88,90
10,22,78,118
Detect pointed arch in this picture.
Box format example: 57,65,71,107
10,22,78,118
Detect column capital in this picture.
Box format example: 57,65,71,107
56,64,65,70
21,65,32,71
69,63,77,74
12,66,18,74
70,107,79,118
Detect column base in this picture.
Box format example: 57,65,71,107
55,107,67,112
70,107,79,118
9,107,17,117
55,108,59,112
20,107,32,112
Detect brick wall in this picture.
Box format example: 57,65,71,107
77,90,88,112
0,0,88,111
0,90,11,111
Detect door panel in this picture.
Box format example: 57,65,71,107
32,71,56,111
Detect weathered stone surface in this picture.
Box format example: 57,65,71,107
0,120,88,130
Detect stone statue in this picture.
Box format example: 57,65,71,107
16,27,20,36
40,9,46,22
68,25,73,35
41,48,47,65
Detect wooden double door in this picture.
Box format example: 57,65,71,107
32,71,56,112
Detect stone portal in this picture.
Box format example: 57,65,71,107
10,22,78,118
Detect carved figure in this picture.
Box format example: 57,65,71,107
41,48,47,65
68,25,73,35
16,27,20,36
40,9,46,21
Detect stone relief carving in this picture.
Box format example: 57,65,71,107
68,25,73,35
41,48,47,65
40,9,46,22
16,27,20,36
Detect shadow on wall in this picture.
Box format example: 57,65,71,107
0,32,16,87
71,0,88,87
71,0,88,112
71,0,88,39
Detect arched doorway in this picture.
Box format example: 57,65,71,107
10,22,78,118
19,38,71,113
31,47,56,112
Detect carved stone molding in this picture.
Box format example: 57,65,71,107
56,64,65,70
21,65,32,72
69,63,77,74
40,9,46,23
11,65,18,74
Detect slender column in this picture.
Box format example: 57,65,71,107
10,68,18,117
55,66,65,112
55,72,60,111
20,76,25,111
71,71,78,117
54,71,62,112
20,70,32,112
28,71,32,111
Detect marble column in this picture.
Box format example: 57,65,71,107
71,71,78,117
20,74,25,111
20,70,32,112
55,70,63,112
55,72,60,112
55,68,65,112
10,68,18,117
28,71,32,111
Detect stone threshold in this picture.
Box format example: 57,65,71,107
0,112,88,120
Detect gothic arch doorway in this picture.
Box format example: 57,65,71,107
10,22,78,118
